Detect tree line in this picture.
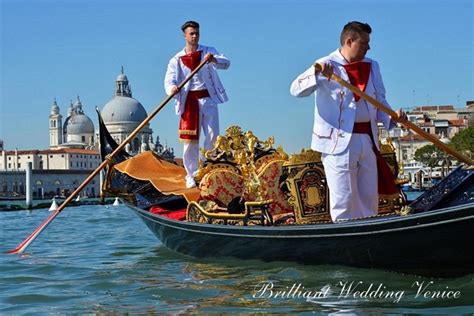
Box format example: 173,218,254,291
414,126,474,168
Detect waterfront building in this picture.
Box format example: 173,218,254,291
408,105,458,120
0,148,100,171
385,102,473,185
0,148,101,198
0,169,99,198
407,103,474,125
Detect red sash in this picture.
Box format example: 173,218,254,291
178,90,209,142
352,122,398,195
343,62,371,102
179,50,206,143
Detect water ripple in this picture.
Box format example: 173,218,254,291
1,205,473,313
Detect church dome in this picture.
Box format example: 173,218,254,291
101,96,148,123
100,68,152,156
101,68,147,124
67,113,94,134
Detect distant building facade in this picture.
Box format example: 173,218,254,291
0,170,99,199
384,102,472,182
0,148,100,171
0,148,101,198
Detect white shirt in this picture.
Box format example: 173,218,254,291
355,99,370,122
188,72,206,91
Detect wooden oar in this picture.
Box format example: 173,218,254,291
314,63,474,166
6,57,211,254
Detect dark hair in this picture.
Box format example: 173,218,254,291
181,21,200,32
340,21,372,45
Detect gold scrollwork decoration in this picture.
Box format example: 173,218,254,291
284,149,322,166
197,126,280,201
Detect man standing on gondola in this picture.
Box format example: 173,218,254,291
290,21,406,222
164,21,230,188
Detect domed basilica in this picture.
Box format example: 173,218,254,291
49,68,174,159
49,96,95,149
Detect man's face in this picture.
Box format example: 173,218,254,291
184,27,200,45
349,32,370,61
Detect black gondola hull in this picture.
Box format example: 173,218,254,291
128,202,474,277
97,110,474,276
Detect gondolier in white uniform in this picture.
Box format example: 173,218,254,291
290,21,405,222
164,21,230,188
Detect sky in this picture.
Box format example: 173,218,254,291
1,0,473,156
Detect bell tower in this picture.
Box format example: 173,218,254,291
49,98,63,148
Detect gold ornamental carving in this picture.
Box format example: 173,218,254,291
284,149,322,166
196,125,287,202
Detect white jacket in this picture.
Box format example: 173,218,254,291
164,44,230,115
290,49,394,154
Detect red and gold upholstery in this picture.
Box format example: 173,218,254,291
196,139,292,220
256,158,293,217
199,168,244,207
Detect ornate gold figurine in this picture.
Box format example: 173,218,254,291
198,126,276,201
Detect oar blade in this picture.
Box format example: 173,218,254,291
5,210,60,254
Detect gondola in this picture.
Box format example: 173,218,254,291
98,112,474,277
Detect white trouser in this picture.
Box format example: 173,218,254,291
183,97,219,181
321,133,378,222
